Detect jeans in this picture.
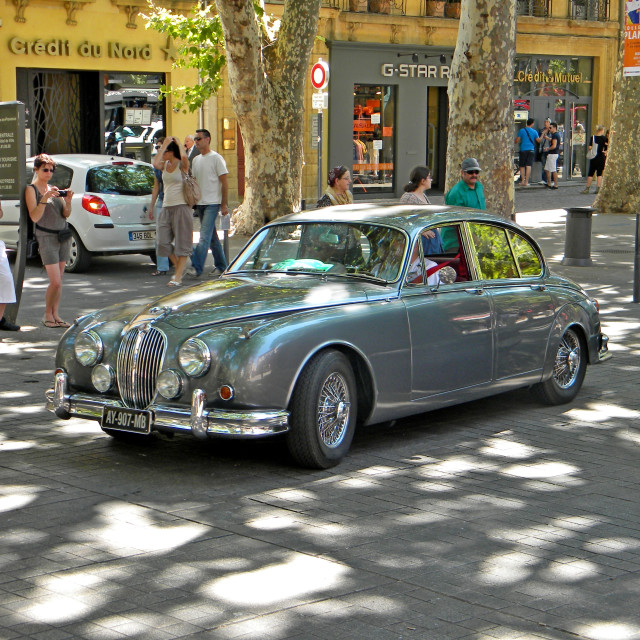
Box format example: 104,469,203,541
155,200,170,271
191,204,227,275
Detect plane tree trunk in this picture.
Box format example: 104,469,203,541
446,0,517,217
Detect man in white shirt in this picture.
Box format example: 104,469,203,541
187,129,229,278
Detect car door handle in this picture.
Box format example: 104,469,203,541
530,284,546,291
464,287,484,295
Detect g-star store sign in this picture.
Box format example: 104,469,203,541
9,38,153,59
381,63,450,79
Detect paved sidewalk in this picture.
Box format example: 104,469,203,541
1,183,640,640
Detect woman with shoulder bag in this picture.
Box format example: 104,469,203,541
153,137,192,286
582,125,608,194
25,154,74,328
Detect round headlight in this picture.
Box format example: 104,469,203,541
91,364,115,393
178,338,211,377
157,369,183,400
74,330,103,366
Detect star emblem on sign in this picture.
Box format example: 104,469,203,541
161,37,178,61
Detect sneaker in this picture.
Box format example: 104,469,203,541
209,268,224,278
580,188,590,194
0,317,20,331
538,181,547,185
185,267,201,278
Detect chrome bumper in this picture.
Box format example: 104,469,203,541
45,370,289,438
597,332,611,362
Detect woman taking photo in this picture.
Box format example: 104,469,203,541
316,166,353,208
153,136,192,286
25,154,73,328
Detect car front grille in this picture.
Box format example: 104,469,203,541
117,327,167,409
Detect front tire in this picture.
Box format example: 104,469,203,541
531,327,586,405
65,228,92,273
286,350,357,469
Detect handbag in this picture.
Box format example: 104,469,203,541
181,169,201,207
586,136,598,160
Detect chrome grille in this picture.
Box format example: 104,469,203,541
116,327,167,409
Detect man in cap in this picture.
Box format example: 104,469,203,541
444,157,486,210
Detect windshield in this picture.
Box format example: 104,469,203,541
229,222,408,282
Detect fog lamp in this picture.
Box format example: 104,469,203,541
74,330,103,366
91,364,115,393
157,369,183,399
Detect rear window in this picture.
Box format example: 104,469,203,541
86,164,154,196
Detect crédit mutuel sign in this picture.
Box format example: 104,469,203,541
9,38,152,60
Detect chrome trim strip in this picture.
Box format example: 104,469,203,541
46,377,289,438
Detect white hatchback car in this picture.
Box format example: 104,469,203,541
0,154,156,272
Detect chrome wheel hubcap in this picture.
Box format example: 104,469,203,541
317,372,351,448
553,330,581,389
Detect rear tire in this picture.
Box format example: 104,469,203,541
286,350,357,469
531,327,586,405
65,228,92,273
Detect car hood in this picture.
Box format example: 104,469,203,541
131,274,394,330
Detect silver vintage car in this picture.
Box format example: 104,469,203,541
46,205,609,468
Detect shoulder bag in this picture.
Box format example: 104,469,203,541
181,169,201,207
586,136,598,160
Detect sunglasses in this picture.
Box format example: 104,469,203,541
193,137,202,142
40,168,54,173
464,170,480,175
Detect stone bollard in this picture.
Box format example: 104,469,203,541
562,206,594,267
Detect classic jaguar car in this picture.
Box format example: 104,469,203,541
46,205,609,468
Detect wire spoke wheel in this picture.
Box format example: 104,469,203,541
317,372,351,448
553,330,581,389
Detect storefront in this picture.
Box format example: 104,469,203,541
328,41,452,198
1,0,197,159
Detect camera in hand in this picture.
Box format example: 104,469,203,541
57,190,68,197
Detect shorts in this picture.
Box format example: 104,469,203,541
157,204,193,257
519,150,535,167
36,232,71,266
587,156,606,178
544,154,559,173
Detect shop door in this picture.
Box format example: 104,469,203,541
530,97,568,180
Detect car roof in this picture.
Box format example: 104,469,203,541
27,154,152,169
274,204,522,236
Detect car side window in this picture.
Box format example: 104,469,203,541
507,230,542,277
468,223,518,280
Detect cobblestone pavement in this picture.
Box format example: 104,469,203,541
1,183,640,639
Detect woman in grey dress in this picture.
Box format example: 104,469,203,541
25,154,74,328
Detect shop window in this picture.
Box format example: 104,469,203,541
571,0,609,21
352,84,395,195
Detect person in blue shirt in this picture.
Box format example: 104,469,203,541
515,118,537,187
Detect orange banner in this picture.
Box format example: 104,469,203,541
624,1,640,76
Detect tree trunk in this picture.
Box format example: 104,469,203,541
593,34,640,214
215,0,321,235
446,0,516,218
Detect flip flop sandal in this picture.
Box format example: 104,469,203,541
55,320,71,328
42,319,59,328
151,270,168,276
167,280,182,287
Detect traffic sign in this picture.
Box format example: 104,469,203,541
311,60,329,91
312,92,328,110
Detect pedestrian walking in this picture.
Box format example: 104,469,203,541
149,137,170,276
0,201,20,332
25,153,73,328
582,124,608,194
153,137,192,287
515,118,537,187
542,122,561,189
186,129,229,279
316,166,353,207
184,134,200,167
535,117,551,184
444,157,486,210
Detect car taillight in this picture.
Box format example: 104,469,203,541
82,194,110,217
593,298,600,312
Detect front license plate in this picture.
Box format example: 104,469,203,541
101,407,152,434
129,230,155,241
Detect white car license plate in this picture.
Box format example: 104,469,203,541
129,230,155,241
101,407,152,434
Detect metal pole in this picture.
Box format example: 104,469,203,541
633,213,640,303
317,111,323,202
